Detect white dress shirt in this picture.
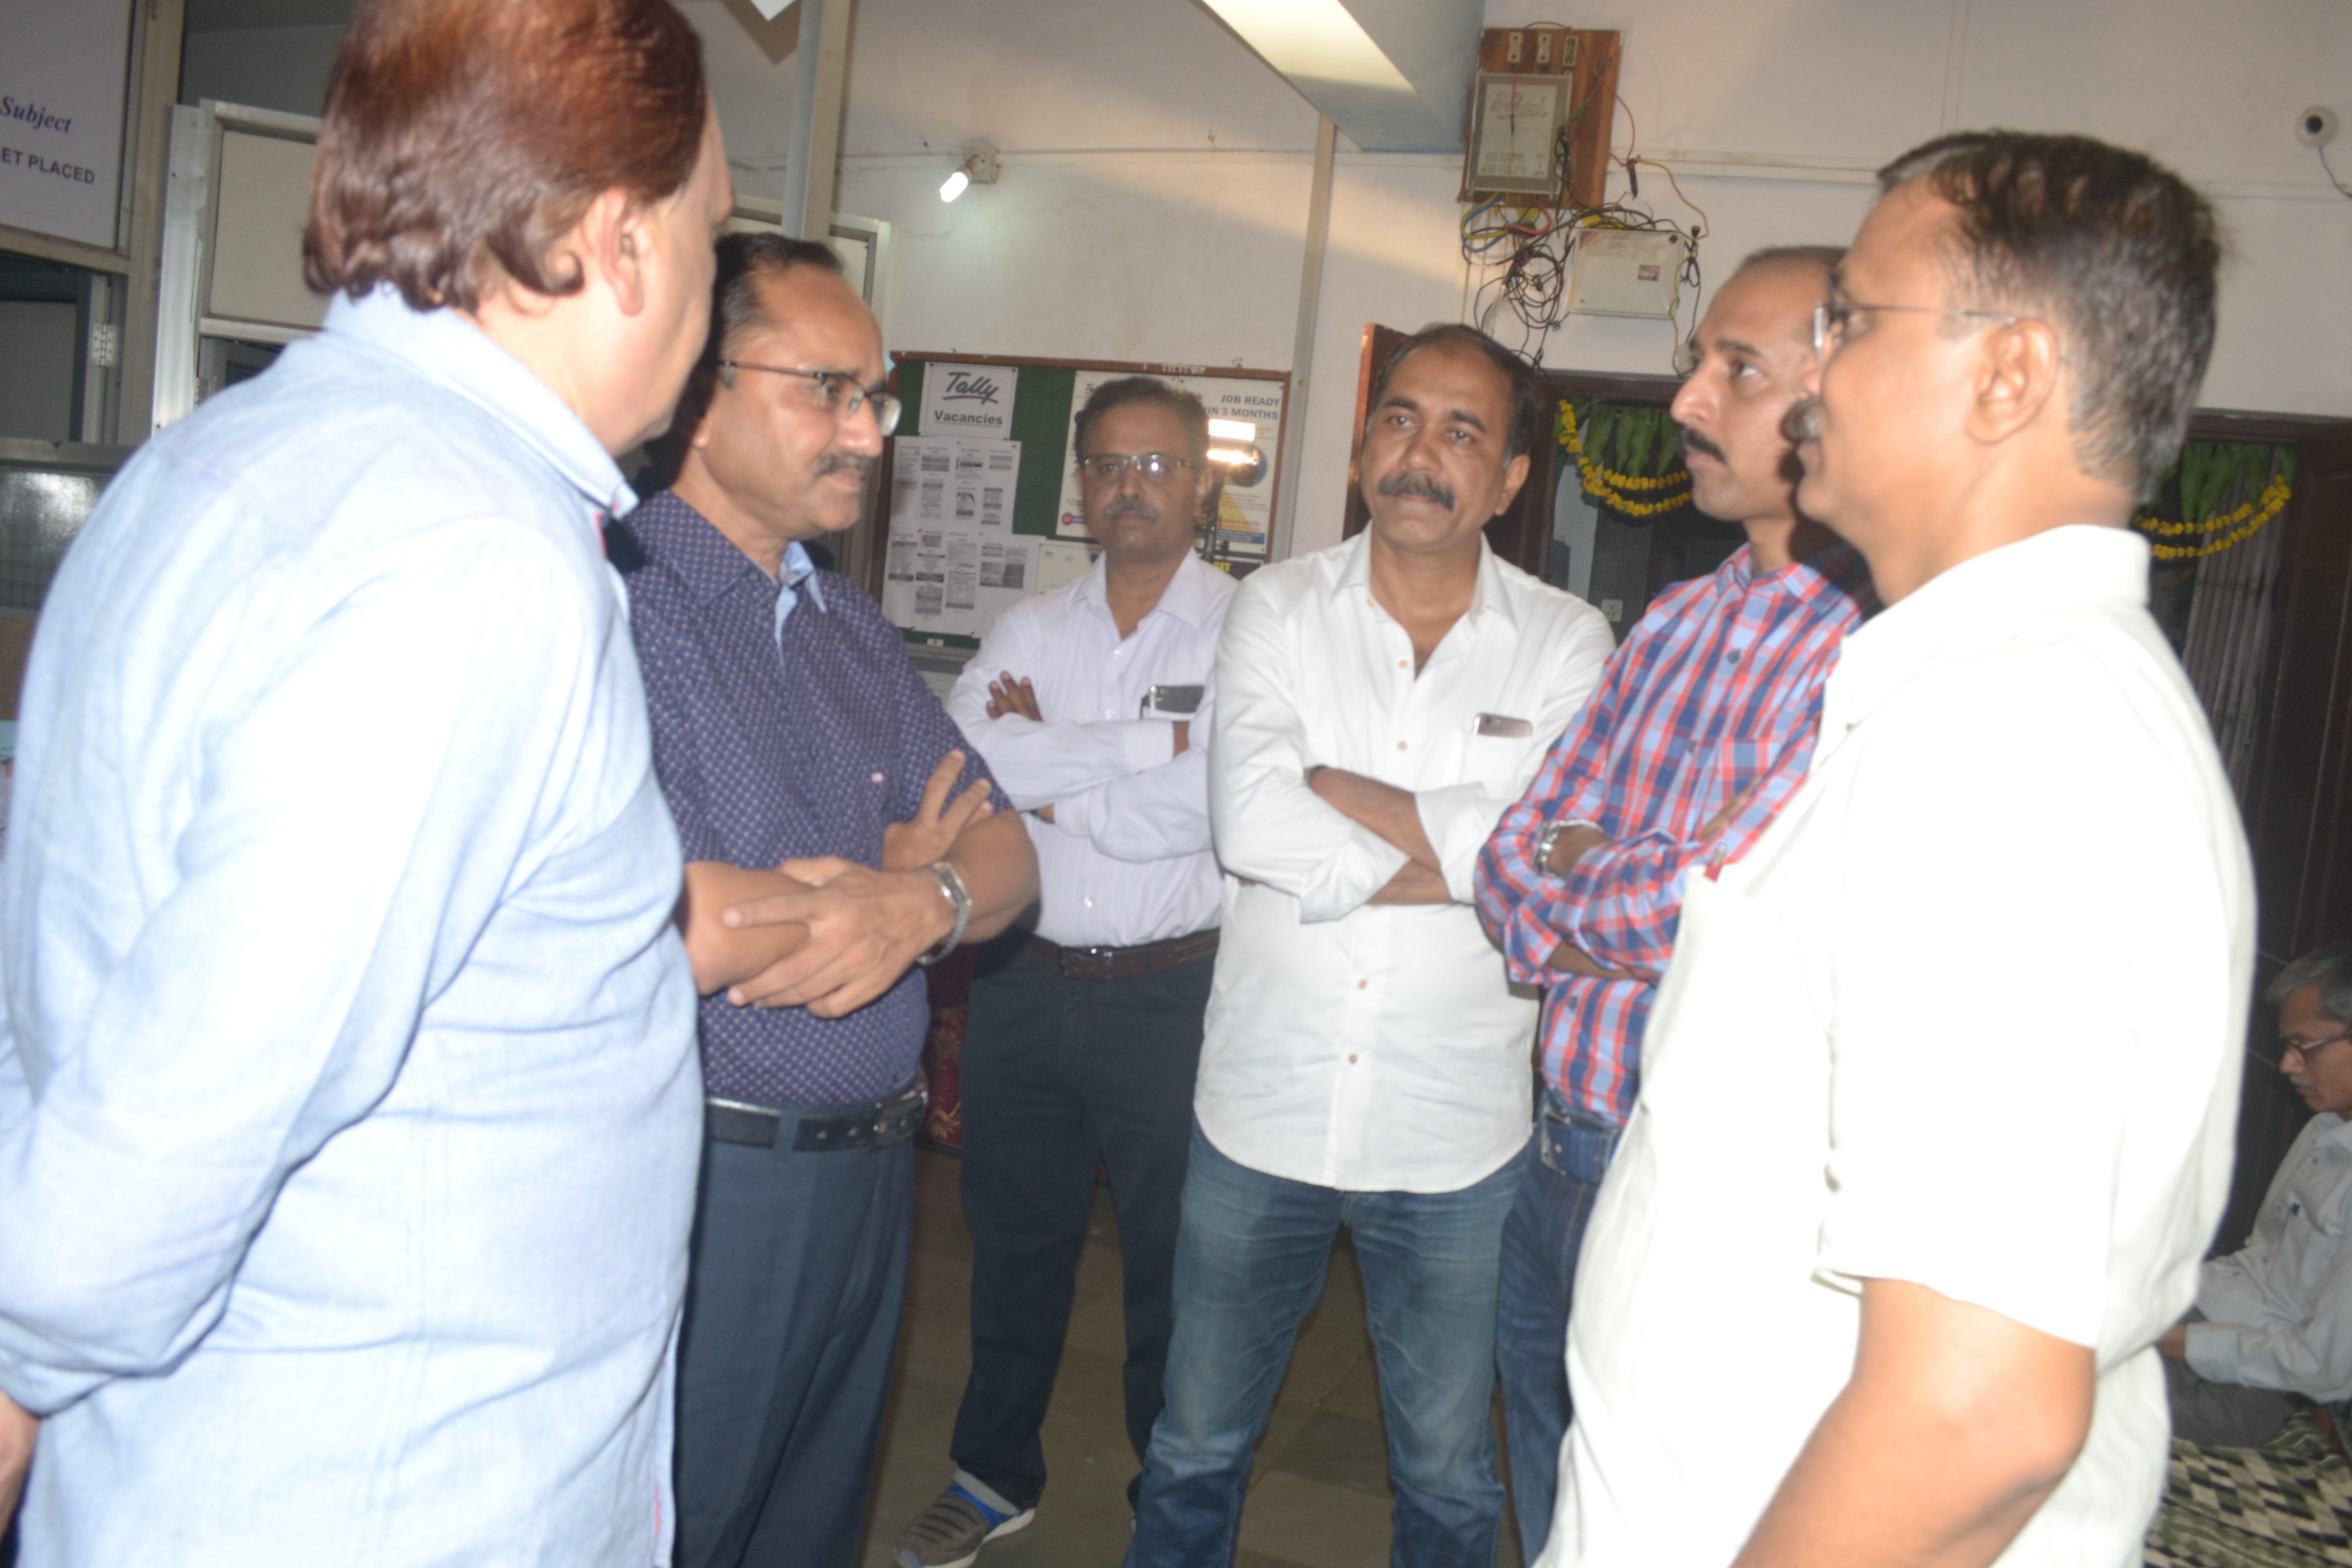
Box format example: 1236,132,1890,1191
1546,526,2254,1568
948,552,1235,948
1198,532,1614,1193
2192,1111,2352,1401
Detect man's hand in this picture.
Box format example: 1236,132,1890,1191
882,749,992,871
1,1392,35,1532
2157,1324,2190,1360
1543,821,1611,877
1368,861,1452,905
985,674,1043,722
720,858,955,1018
1310,767,1440,871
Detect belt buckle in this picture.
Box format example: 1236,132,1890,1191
1065,944,1114,980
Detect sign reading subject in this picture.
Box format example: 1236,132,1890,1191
0,0,134,250
922,363,1018,440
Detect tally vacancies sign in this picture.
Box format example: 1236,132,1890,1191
920,362,1018,439
0,0,135,250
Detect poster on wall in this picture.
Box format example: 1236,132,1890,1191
1055,373,1284,558
921,362,1019,439
883,432,1035,638
0,0,134,249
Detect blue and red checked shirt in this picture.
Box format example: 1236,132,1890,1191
613,489,995,1107
1475,542,1874,1126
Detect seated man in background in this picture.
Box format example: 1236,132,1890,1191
1126,324,1613,1568
1543,131,2252,1568
0,0,724,1559
2161,940,2352,1447
614,231,1037,1568
1475,242,1871,1564
897,378,1234,1568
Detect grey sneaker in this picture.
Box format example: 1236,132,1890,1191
894,1485,1036,1568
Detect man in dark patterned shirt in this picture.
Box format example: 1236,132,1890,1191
612,233,1038,1568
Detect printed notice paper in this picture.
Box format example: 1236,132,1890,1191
0,0,135,248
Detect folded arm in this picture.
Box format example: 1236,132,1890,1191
946,622,1180,811
1208,583,1411,920
2182,1241,2352,1399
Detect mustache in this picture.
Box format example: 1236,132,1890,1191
1679,428,1727,465
816,451,877,480
1781,397,1824,445
1100,495,1159,526
1376,471,1458,510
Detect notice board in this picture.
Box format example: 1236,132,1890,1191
883,352,1289,649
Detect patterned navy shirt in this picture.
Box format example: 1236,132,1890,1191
612,489,995,1106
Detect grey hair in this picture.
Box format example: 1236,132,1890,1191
2266,940,2352,1026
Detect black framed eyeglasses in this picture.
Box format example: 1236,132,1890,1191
1811,299,2025,357
2251,1030,2352,1069
1076,452,1197,481
716,360,902,435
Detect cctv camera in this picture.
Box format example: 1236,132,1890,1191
2296,106,2339,148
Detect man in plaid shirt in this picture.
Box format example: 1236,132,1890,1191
1474,246,1874,1563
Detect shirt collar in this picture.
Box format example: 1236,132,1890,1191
781,540,828,614
324,285,633,521
1826,524,2150,731
2314,1113,2352,1157
1072,550,1212,630
629,489,790,607
1335,530,1516,631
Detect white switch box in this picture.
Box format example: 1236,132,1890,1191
1567,230,1687,320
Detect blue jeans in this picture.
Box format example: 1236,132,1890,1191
1124,1123,1523,1568
1493,1092,1619,1566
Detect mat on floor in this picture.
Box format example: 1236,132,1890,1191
2146,1408,2352,1566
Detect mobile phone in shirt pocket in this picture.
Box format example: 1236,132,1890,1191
1466,713,1536,791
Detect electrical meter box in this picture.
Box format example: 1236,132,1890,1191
1567,230,1687,320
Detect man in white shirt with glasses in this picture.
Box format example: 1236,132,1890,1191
1124,325,1612,1568
896,379,1234,1568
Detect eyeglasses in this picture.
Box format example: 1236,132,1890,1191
715,360,902,435
1811,299,2025,357
2251,1031,2352,1069
1076,452,1198,481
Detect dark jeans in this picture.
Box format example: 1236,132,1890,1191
1494,1092,1619,1566
674,1097,916,1568
2164,1345,2298,1449
1126,1125,1522,1568
951,947,1212,1512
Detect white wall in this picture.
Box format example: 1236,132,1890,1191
695,0,2348,560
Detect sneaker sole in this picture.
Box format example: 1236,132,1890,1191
895,1507,1035,1568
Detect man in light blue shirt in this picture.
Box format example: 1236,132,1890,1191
0,1,733,1561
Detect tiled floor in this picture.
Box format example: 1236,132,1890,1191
857,1148,1525,1568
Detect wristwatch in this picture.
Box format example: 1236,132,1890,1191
914,860,973,967
1537,818,1601,875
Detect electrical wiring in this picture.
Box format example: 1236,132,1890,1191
2322,143,2352,201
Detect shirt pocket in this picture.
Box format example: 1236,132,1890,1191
1463,727,1538,796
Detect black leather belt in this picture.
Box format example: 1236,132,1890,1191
705,1076,927,1152
1023,927,1220,982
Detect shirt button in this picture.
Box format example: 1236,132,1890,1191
1084,896,1094,908
1348,1054,1359,1064
1396,740,1407,750
1398,659,1409,669
1357,978,1367,989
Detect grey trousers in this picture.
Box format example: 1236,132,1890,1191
2164,1354,2298,1449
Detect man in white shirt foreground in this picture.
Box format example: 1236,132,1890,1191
899,379,1235,1567
2160,941,2352,1447
1124,325,1613,1568
1543,130,2253,1568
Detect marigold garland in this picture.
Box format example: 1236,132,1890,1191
2133,474,2291,562
1557,402,1693,517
